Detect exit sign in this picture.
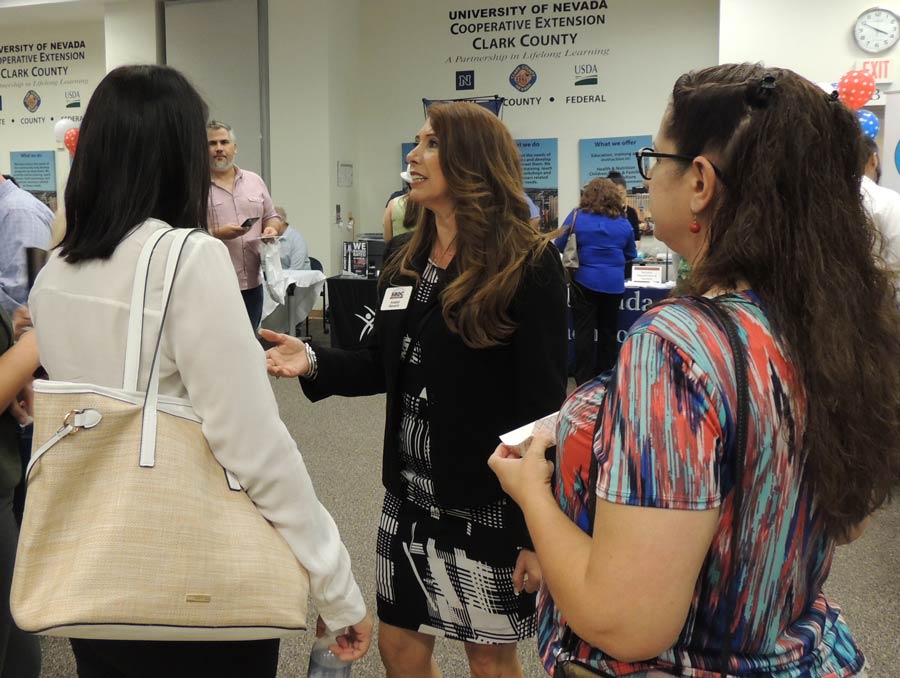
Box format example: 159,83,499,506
861,59,892,82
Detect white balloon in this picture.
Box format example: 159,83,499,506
53,118,77,143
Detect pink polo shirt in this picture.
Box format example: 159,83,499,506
208,166,278,290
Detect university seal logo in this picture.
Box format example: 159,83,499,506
23,90,41,113
509,64,537,92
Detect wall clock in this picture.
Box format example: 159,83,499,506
854,7,900,54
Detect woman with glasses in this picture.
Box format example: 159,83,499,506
554,178,636,384
490,63,898,677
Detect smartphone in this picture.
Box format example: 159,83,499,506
240,216,260,230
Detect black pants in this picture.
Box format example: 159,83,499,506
571,282,622,385
71,638,279,678
240,284,264,331
0,489,41,678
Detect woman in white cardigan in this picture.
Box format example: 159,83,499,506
28,64,371,678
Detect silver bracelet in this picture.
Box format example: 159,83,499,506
303,343,318,380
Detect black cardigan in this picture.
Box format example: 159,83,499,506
301,244,568,547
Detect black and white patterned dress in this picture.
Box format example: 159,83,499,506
375,260,536,644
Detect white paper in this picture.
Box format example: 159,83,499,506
630,265,664,284
499,411,558,447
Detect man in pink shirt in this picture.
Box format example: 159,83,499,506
207,120,285,329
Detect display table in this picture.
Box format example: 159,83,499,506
615,281,674,340
261,269,326,337
326,275,379,349
568,281,674,372
326,275,672,361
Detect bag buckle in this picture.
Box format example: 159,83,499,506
61,408,103,433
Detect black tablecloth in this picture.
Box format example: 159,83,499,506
326,276,378,350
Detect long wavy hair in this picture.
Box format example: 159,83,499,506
382,102,548,348
671,63,900,537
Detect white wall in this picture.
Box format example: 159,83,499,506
327,0,361,265
269,0,360,274
105,0,163,71
166,0,263,176
355,0,720,233
720,0,892,164
719,0,896,85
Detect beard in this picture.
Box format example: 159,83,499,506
212,156,233,172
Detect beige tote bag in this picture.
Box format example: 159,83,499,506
11,227,310,641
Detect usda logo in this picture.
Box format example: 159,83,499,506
574,64,598,86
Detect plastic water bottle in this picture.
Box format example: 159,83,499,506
307,633,351,678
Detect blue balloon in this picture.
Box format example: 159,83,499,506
857,109,880,138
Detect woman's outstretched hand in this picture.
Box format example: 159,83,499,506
487,433,555,508
259,328,309,378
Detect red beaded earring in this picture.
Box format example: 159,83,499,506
689,217,701,233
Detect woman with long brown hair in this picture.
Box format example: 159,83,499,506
263,102,568,677
490,63,900,677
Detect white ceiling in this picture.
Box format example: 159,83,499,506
0,0,109,27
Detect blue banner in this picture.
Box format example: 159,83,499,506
401,143,415,172
10,151,56,192
578,135,652,189
516,138,557,190
516,137,559,231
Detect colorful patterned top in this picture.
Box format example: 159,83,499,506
538,292,865,677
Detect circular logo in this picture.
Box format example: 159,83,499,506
509,64,537,93
23,90,41,113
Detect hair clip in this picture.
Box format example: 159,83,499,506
828,90,840,103
746,73,777,108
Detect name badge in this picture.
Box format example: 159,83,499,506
381,286,413,311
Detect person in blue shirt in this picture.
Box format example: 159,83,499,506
274,206,311,271
525,193,541,229
555,178,636,384
0,175,53,316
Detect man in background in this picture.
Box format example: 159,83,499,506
207,120,285,329
859,136,900,280
0,174,52,316
275,206,311,272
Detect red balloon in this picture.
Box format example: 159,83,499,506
838,69,876,110
64,127,79,156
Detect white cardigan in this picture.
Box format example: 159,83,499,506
29,219,365,631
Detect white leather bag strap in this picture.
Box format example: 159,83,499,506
139,228,197,468
26,409,103,479
123,227,172,392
